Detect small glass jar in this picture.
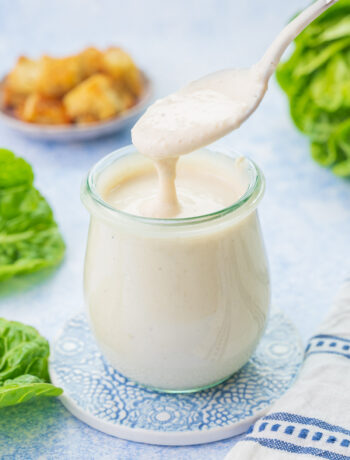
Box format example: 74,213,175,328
81,145,270,392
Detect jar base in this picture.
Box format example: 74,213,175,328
130,372,234,394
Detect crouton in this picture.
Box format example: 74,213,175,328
102,47,143,97
63,73,124,122
77,47,103,78
3,57,40,107
17,94,70,124
36,55,83,97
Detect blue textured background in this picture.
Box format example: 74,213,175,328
0,1,349,458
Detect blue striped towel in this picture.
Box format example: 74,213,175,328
225,280,350,460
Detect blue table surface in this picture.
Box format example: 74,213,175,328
0,1,349,458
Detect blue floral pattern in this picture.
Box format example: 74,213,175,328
50,309,303,438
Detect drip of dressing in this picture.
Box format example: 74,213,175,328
131,0,338,218
145,158,180,218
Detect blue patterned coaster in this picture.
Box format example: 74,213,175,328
50,310,303,446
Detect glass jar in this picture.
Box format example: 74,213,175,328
81,145,270,392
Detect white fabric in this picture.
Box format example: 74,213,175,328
225,280,350,460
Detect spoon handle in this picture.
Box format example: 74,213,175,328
257,0,339,80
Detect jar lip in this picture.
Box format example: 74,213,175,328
82,145,265,227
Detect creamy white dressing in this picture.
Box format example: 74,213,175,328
85,148,270,391
131,68,265,217
132,68,265,161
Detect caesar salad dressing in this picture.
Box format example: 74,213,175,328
84,149,269,390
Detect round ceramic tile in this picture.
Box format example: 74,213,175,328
50,309,303,446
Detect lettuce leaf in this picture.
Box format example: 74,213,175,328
276,0,350,176
0,149,65,280
0,318,62,408
0,375,62,408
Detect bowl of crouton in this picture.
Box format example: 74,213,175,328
0,47,152,141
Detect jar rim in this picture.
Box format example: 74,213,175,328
82,145,265,227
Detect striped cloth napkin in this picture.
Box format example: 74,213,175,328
225,280,350,460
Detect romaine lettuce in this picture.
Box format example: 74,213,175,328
0,318,62,408
0,148,65,280
276,0,350,176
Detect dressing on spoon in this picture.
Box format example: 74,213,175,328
132,0,338,218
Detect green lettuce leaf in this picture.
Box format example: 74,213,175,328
0,318,62,408
276,0,350,176
0,149,34,189
0,375,62,408
0,149,65,280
